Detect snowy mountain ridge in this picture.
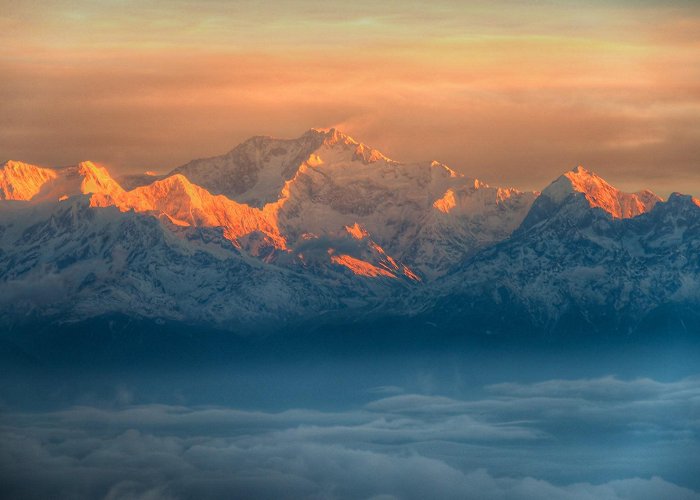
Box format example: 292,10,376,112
1,129,698,334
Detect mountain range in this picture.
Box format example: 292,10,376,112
1,129,699,336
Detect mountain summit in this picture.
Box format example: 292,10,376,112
520,165,661,231
167,128,391,208
545,165,660,218
0,160,58,200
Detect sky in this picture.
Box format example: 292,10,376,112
1,0,699,195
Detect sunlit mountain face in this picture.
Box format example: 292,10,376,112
2,1,700,499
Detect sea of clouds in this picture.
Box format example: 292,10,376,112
1,375,699,499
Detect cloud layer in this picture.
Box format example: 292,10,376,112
1,375,699,499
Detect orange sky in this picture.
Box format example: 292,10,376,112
1,0,699,195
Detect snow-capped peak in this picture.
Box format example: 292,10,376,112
0,159,127,203
168,128,398,207
0,160,58,200
308,127,357,145
541,165,660,219
76,161,125,198
306,127,394,164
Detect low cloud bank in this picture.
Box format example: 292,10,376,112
1,375,699,499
